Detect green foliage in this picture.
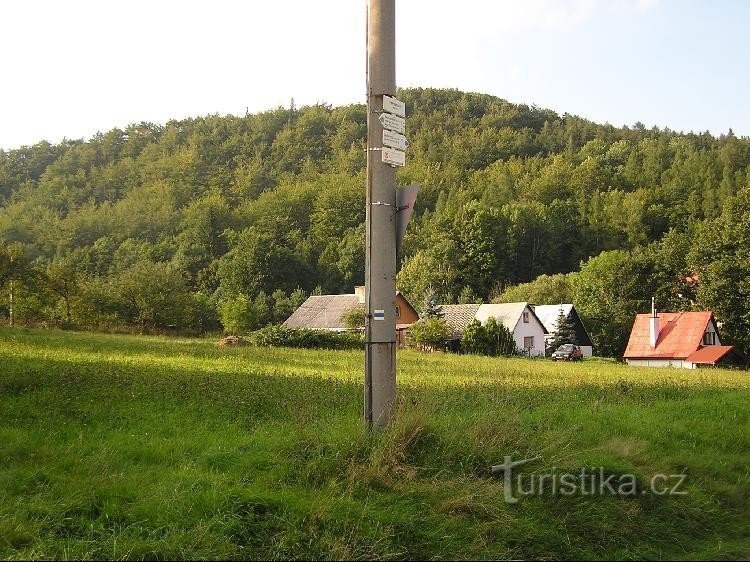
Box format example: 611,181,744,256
397,253,454,311
420,288,444,319
0,242,26,287
689,186,750,355
461,317,517,356
108,260,196,333
571,234,695,357
217,226,311,299
218,294,254,335
218,290,290,334
453,201,513,296
457,285,481,304
40,257,80,326
2,88,750,347
485,316,517,356
460,319,490,355
252,324,363,350
498,273,573,305
340,307,365,331
572,250,648,357
407,317,450,350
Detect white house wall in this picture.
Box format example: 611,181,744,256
625,359,696,369
511,312,546,357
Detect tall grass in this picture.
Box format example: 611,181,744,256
1,327,748,559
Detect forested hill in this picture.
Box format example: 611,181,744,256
2,88,750,356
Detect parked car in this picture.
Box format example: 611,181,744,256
551,344,583,361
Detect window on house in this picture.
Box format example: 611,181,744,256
702,331,716,346
395,305,401,318
522,311,529,323
523,336,534,349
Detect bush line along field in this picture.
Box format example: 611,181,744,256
1,328,749,559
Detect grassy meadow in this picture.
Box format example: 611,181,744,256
1,327,749,560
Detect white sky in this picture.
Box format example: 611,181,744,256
1,0,748,150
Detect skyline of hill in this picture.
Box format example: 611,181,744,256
2,87,750,356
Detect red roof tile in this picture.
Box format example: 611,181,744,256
623,312,715,359
685,346,734,365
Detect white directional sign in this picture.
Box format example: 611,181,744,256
383,129,409,151
383,95,406,118
382,147,406,167
379,112,405,134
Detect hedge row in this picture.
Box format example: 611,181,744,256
252,325,364,350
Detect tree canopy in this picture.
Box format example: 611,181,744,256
1,88,749,353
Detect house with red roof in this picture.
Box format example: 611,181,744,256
623,299,734,369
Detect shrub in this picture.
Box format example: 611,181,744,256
218,294,254,335
461,317,517,356
408,318,450,350
485,316,517,356
461,319,490,355
340,308,366,331
252,325,363,350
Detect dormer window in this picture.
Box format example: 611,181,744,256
522,311,529,323
703,331,716,346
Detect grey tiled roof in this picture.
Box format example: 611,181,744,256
437,304,481,338
282,295,362,330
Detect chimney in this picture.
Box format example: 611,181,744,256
354,285,366,304
649,297,660,348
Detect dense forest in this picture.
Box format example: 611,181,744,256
2,88,750,357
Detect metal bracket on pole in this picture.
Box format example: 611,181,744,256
395,183,419,257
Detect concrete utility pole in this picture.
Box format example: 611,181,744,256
8,278,13,328
8,254,14,328
364,0,397,430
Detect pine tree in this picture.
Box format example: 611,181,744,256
421,288,444,319
548,306,577,353
458,285,479,304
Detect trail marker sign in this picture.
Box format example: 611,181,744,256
383,129,409,151
382,147,406,167
383,95,405,117
378,112,405,134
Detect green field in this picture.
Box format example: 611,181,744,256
1,328,749,560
